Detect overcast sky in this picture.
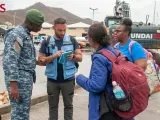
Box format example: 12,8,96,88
1,0,160,24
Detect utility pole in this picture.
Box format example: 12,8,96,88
90,8,98,24
153,1,156,25
13,12,16,26
156,12,159,25
146,15,149,25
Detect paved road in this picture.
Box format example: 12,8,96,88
2,88,160,120
2,88,89,120
135,93,160,120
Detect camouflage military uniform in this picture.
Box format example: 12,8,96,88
3,24,36,120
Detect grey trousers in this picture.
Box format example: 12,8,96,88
47,79,75,120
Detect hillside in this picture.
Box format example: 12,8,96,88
0,2,95,25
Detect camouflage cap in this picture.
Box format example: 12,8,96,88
26,9,44,25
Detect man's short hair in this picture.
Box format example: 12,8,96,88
54,18,66,25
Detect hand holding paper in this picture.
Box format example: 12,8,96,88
58,51,73,64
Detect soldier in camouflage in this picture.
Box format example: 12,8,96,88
3,9,44,120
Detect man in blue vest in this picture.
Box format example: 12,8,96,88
38,18,82,120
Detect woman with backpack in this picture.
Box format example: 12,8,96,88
76,23,125,120
114,18,148,120
114,18,147,70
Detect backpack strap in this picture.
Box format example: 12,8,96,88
46,35,75,53
100,49,121,63
95,49,118,114
70,36,79,69
45,36,51,56
114,42,120,48
70,36,76,51
97,51,115,116
114,40,136,55
128,40,136,55
70,36,75,45
46,36,51,46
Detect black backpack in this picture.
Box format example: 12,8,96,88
46,36,79,69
